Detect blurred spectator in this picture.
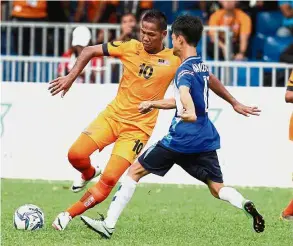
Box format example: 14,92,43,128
208,0,252,60
47,1,69,56
11,0,48,55
73,0,86,22
1,1,8,21
278,1,293,37
117,0,153,20
198,1,221,22
117,13,139,41
58,26,102,83
72,1,118,23
87,0,106,23
238,1,278,34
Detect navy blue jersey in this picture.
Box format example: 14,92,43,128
160,56,220,153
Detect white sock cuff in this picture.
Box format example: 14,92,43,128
218,186,233,199
122,175,138,188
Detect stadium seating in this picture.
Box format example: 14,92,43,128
256,11,283,36
236,67,260,86
263,36,293,62
176,10,205,22
153,1,174,23
250,33,266,60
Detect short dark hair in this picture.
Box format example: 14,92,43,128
141,9,167,31
171,15,203,46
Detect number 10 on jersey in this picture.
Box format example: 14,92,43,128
138,63,153,79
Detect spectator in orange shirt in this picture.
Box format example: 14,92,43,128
58,26,102,83
208,0,252,60
73,0,118,23
11,0,48,55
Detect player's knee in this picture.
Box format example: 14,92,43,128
67,147,89,167
100,173,120,188
128,162,147,182
91,175,118,200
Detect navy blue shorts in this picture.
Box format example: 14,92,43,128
138,142,223,184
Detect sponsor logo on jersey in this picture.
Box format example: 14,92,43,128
158,59,170,65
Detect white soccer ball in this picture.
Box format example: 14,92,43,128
13,204,45,230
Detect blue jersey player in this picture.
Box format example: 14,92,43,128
81,15,265,237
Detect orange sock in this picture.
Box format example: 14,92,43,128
283,200,293,216
67,155,130,218
68,133,99,180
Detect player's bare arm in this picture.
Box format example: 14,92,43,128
285,90,293,103
48,45,104,97
209,73,261,117
178,86,196,122
138,99,176,114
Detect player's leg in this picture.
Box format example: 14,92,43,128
52,154,130,230
289,113,293,141
81,161,149,238
281,114,293,220
68,134,101,192
81,142,176,238
69,112,117,193
181,151,265,233
53,126,148,231
281,200,293,220
208,181,265,232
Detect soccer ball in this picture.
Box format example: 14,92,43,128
13,204,45,230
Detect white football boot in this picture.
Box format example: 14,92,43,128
71,166,102,193
81,215,114,239
52,212,72,231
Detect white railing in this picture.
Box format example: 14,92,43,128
105,59,293,86
0,56,105,83
205,61,293,87
1,22,231,61
1,55,292,86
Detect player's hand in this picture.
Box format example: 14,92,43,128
233,102,261,117
179,109,197,122
48,76,73,97
138,101,153,114
234,53,245,61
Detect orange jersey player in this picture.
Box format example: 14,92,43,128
50,10,180,230
281,71,293,221
285,71,293,141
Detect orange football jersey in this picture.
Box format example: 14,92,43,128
287,71,293,91
102,39,180,135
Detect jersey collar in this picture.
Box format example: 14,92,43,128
180,55,201,67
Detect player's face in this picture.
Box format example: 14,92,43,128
140,21,166,53
171,33,181,57
121,15,137,34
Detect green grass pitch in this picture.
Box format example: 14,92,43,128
1,179,292,246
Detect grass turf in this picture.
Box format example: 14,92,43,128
1,179,292,246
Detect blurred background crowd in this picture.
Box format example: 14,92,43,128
1,0,292,85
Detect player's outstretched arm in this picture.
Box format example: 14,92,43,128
209,73,261,117
138,99,176,114
178,86,197,122
285,91,293,103
49,45,104,97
